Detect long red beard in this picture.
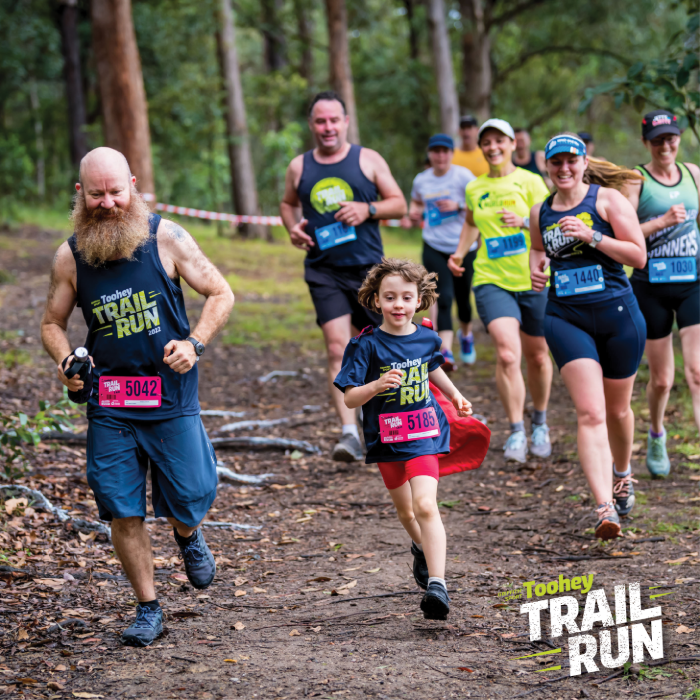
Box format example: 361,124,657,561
71,186,152,267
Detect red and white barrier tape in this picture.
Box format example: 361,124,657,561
141,193,404,228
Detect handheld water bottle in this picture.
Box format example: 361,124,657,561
62,347,93,404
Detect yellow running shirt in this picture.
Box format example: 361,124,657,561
465,167,550,292
452,148,489,177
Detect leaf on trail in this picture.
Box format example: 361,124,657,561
54,665,67,672
171,573,189,582
48,681,65,690
289,629,301,636
78,532,97,543
253,587,267,593
477,506,491,511
224,659,237,664
365,568,381,573
676,625,694,634
308,577,332,583
493,603,508,608
290,450,303,460
105,558,120,565
234,590,247,597
555,485,564,492
233,621,245,631
665,557,690,565
501,633,516,638
458,667,474,672
234,577,248,586
170,611,202,619
336,580,357,591
438,500,461,508
689,476,700,482
17,628,29,640
73,693,103,698
5,498,28,515
345,554,363,560
631,442,642,453
16,678,38,685
312,626,322,633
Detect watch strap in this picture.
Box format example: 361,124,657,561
186,336,205,356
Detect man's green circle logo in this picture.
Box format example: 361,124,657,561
310,178,354,214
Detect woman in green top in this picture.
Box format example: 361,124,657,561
626,110,700,478
449,119,552,465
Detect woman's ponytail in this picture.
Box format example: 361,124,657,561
583,157,644,192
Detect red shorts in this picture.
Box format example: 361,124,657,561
376,454,440,491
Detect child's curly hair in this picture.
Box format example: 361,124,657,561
358,258,438,313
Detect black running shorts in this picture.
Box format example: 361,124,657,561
304,264,382,329
631,278,700,340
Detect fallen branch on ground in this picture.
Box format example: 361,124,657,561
258,370,298,383
0,484,111,537
210,436,320,454
216,466,277,485
144,516,261,531
200,410,247,418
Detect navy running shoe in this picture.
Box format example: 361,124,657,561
411,543,429,590
175,528,216,590
121,604,164,647
458,330,477,364
441,348,457,372
420,581,451,620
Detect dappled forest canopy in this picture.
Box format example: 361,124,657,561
0,0,695,217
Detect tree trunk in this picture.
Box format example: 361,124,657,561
28,82,45,200
57,0,88,165
325,0,360,144
427,0,460,138
90,0,155,198
460,0,491,122
293,0,313,86
216,0,265,239
261,0,287,72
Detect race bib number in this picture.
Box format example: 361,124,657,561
555,265,605,297
425,198,458,227
649,257,697,283
316,222,357,250
99,376,162,407
379,407,441,444
486,232,527,259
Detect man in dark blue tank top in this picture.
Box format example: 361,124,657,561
280,91,407,462
40,147,234,647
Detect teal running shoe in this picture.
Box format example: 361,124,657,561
504,430,528,464
530,423,552,459
457,330,477,365
646,429,671,479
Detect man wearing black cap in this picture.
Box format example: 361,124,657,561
577,132,596,157
452,115,489,176
625,109,700,479
409,134,477,369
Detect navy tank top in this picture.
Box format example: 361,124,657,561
539,184,631,304
297,144,384,268
513,151,542,177
67,214,200,421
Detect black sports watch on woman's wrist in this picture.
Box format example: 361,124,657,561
187,336,205,357
368,204,377,219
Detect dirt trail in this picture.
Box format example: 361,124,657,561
0,226,698,699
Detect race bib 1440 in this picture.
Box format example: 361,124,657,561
555,265,605,297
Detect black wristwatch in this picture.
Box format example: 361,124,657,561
186,336,205,358
368,203,377,219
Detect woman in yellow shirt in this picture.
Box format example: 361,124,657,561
449,119,552,464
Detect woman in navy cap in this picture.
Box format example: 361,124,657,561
409,134,477,370
625,110,700,478
530,133,647,540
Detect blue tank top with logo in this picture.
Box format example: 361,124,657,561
67,214,200,421
539,184,631,304
297,144,384,268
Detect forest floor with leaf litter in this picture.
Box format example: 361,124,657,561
0,223,699,700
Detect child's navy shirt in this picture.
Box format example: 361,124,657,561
333,323,450,463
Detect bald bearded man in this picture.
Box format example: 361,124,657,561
41,148,234,647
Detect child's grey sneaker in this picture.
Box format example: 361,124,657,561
332,433,363,462
504,430,528,463
121,605,164,647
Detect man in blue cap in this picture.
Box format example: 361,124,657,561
409,134,477,369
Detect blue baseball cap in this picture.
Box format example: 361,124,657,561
545,134,587,160
428,134,454,150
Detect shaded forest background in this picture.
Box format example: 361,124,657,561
1,0,697,219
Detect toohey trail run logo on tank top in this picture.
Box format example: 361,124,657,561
542,212,594,258
310,177,354,214
90,287,161,340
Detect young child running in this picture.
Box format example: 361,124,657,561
334,258,473,620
